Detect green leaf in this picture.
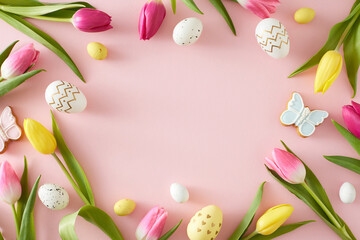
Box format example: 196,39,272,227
17,157,29,225
18,176,41,240
0,40,18,67
350,0,360,13
159,219,182,240
171,0,176,14
332,120,360,155
59,205,124,240
51,111,95,206
250,221,315,240
0,69,44,96
324,155,360,175
288,3,360,78
0,0,42,6
181,0,203,14
0,11,85,82
0,232,3,240
209,0,236,35
0,4,85,17
43,2,95,19
343,16,360,97
229,182,266,240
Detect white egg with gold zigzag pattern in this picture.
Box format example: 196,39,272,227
255,18,290,59
45,80,87,113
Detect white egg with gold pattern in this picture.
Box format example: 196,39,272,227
255,18,290,59
45,80,87,113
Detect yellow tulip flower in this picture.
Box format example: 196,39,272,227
24,119,57,154
314,50,343,94
256,204,294,235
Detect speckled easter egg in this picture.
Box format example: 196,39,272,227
87,42,108,60
170,183,189,203
38,184,69,210
114,199,136,216
255,18,290,59
173,17,203,46
187,205,223,240
45,80,87,113
294,8,315,24
339,182,356,204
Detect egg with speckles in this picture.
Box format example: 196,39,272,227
38,184,69,210
173,17,203,46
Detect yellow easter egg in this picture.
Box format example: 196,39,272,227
87,42,108,60
294,7,315,24
187,205,223,240
113,199,136,216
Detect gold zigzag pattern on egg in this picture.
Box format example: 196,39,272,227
256,22,289,53
48,81,80,113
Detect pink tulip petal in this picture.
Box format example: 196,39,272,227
351,101,360,115
72,8,112,33
343,105,360,139
0,161,21,205
138,0,166,40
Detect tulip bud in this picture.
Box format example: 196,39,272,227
23,119,57,155
0,43,39,79
0,161,22,205
139,0,166,40
265,148,306,184
136,206,167,240
342,101,360,139
237,0,279,18
72,8,113,32
256,204,294,235
314,50,343,94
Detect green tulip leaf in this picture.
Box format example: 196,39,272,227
51,111,95,206
0,40,18,68
0,4,85,17
171,0,176,14
43,1,95,19
250,220,315,240
209,0,236,35
351,0,360,13
181,0,203,14
159,219,183,240
229,182,266,240
0,0,42,6
0,11,84,82
59,205,124,240
332,120,360,155
0,232,3,240
0,69,44,96
324,155,360,175
18,175,41,240
17,157,29,225
288,3,360,78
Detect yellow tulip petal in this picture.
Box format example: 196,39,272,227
24,119,57,154
256,204,294,235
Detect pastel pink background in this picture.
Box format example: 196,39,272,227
0,0,360,239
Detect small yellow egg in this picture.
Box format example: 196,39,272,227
87,42,108,60
294,7,315,24
113,199,136,216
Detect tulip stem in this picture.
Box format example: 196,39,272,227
11,204,20,239
25,15,72,22
51,153,91,205
241,231,258,240
0,77,4,82
335,9,360,51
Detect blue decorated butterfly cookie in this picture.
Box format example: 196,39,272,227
280,92,328,137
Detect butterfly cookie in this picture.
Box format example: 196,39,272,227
280,92,328,137
0,106,22,153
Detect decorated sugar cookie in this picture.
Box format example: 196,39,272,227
280,92,328,137
0,106,22,153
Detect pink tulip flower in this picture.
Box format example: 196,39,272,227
0,161,21,205
72,8,113,32
343,101,360,139
136,206,168,240
265,148,306,184
237,0,280,19
0,43,39,79
139,0,166,40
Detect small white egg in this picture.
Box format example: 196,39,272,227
339,182,356,204
38,183,69,210
170,183,189,203
173,17,203,46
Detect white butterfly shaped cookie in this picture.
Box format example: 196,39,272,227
280,92,328,137
0,106,22,153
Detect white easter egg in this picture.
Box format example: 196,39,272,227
339,182,356,204
45,80,87,113
38,183,69,210
173,17,203,46
255,18,290,59
170,183,189,203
